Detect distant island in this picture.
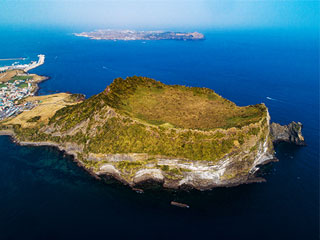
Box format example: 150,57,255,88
74,30,205,41
0,74,305,190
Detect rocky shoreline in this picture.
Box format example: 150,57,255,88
32,75,50,96
0,121,302,192
0,127,280,191
1,131,103,181
1,118,304,191
0,74,305,191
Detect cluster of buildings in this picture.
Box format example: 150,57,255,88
0,54,45,120
0,79,35,120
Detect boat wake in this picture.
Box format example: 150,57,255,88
266,97,284,102
102,66,125,74
266,97,276,101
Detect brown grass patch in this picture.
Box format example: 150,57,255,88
0,70,24,82
4,93,76,128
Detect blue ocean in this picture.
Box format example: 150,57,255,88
0,26,318,239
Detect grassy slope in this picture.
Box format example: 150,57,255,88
50,76,265,130
45,76,267,162
0,76,273,185
5,76,268,163
118,78,264,130
0,70,23,82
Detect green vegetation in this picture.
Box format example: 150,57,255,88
8,76,269,164
66,93,86,103
27,116,41,122
83,115,246,161
115,160,146,174
158,165,192,180
103,76,265,130
17,83,28,88
12,75,33,81
50,76,265,130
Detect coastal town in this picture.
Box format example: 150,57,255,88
0,55,45,120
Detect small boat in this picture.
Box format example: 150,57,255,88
171,201,190,208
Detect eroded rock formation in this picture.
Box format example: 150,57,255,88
270,121,305,146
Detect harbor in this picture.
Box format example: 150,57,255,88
0,54,45,73
0,57,26,61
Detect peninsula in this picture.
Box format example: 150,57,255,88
0,66,305,190
1,75,301,191
74,30,205,41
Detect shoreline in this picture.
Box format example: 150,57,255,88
0,73,297,192
0,74,280,191
32,75,50,96
0,130,103,181
0,128,278,191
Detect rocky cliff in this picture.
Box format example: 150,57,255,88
1,76,278,190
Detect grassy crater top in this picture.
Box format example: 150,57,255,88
103,76,266,130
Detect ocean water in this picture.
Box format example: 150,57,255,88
0,26,318,239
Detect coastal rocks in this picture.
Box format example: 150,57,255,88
94,134,275,190
270,121,305,146
133,169,164,184
0,116,279,191
99,164,121,177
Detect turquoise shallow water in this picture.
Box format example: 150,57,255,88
0,27,318,239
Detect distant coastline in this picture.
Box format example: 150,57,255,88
74,30,205,41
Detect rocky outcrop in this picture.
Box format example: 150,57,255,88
270,121,305,146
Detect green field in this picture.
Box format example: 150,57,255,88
42,77,268,161
105,76,265,130
12,75,33,81
17,83,28,88
51,76,266,131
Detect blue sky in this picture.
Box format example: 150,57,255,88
0,0,319,30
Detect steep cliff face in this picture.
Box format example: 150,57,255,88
2,76,276,190
78,110,274,190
